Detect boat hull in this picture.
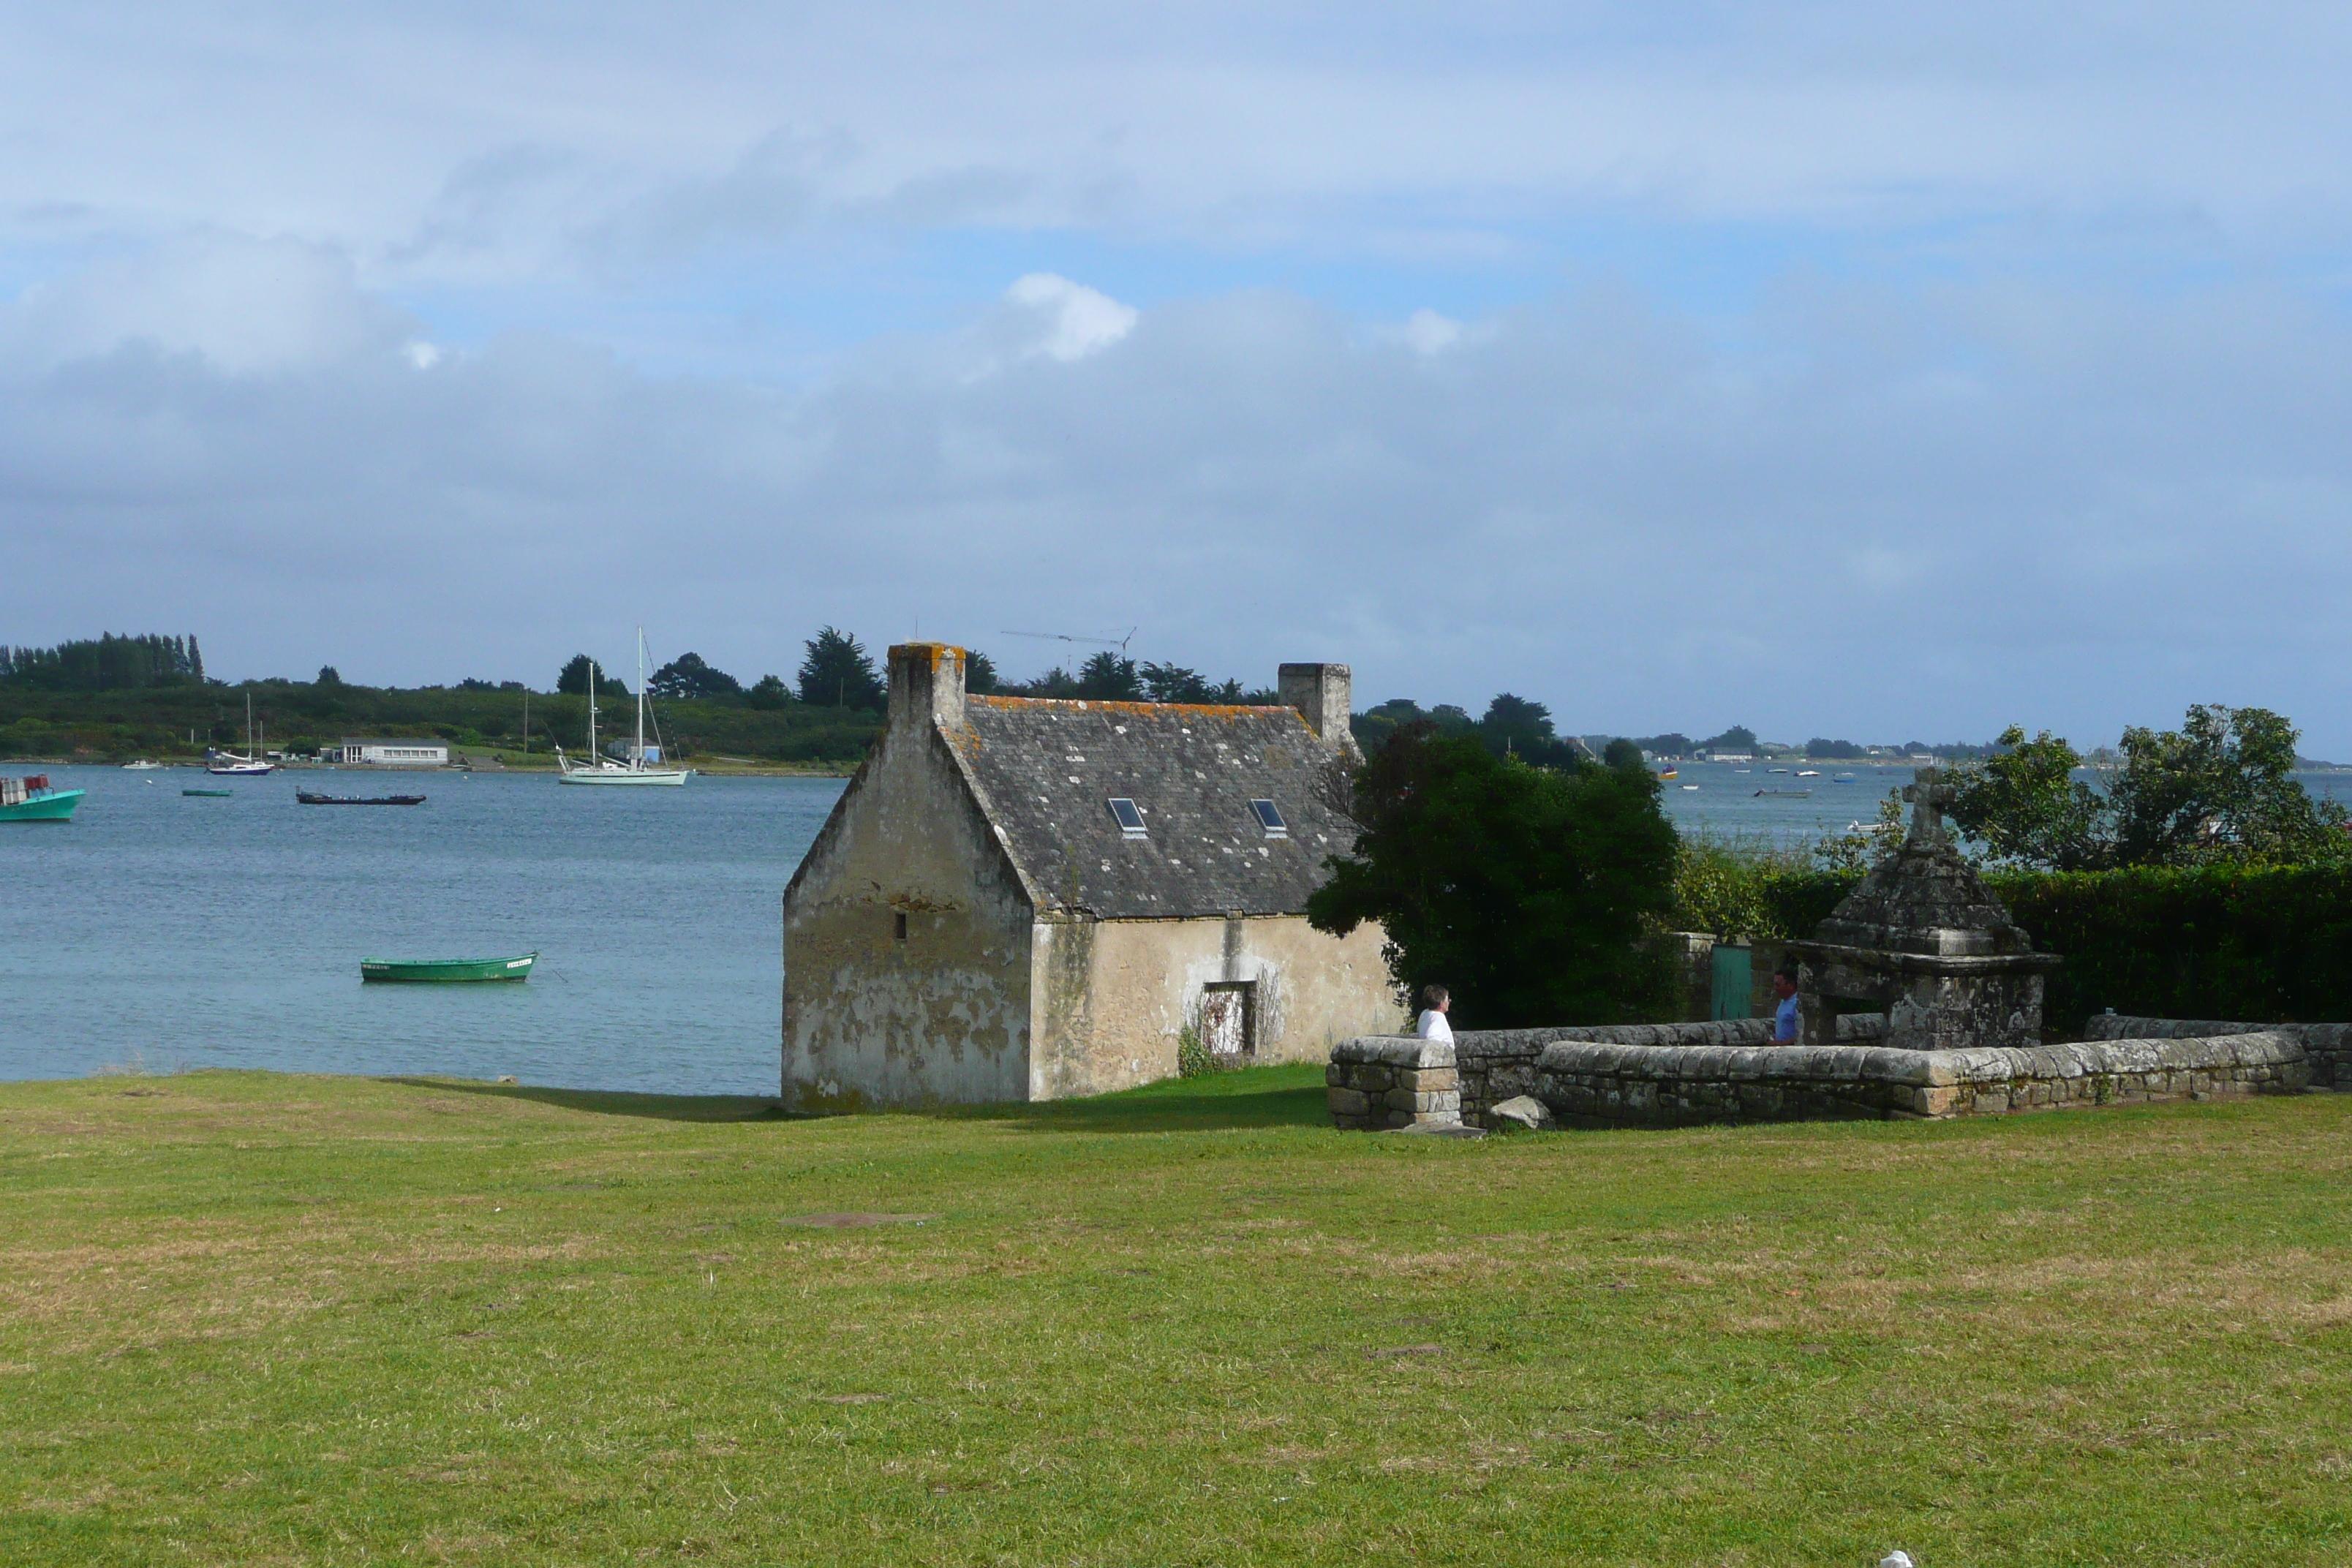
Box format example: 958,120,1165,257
557,769,693,785
0,789,82,822
361,953,538,983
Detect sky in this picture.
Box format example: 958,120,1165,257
4,3,2352,750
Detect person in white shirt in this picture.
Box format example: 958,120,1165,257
1414,984,1453,1044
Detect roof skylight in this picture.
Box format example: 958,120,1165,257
1107,797,1147,837
1250,799,1287,836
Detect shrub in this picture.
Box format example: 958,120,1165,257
1175,1025,1215,1079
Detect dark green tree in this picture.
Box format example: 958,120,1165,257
745,674,793,710
1948,726,2109,870
1946,706,2344,869
1307,722,1681,1028
315,666,342,687
1602,736,1646,772
796,627,883,710
1699,725,1757,750
1075,652,1143,701
2109,705,2343,864
965,651,999,694
649,652,742,700
1477,693,1583,768
557,655,629,698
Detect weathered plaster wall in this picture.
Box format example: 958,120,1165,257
781,715,1036,1111
1029,913,1401,1099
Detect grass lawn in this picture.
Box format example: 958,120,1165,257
3,1065,2349,1566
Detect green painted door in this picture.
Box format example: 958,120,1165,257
1711,943,1752,1019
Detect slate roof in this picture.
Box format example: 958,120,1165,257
950,697,1356,919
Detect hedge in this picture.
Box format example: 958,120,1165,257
1742,862,2352,1031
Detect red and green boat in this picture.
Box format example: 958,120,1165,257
0,775,82,823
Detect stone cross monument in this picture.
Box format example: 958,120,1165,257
1785,767,2062,1052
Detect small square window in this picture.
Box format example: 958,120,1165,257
1107,797,1147,837
1249,799,1287,836
894,911,908,941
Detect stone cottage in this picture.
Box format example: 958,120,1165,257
780,644,1402,1109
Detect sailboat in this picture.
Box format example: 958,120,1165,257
554,630,696,787
207,694,274,776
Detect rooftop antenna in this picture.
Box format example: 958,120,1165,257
999,627,1138,656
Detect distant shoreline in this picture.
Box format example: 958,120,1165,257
3,756,861,779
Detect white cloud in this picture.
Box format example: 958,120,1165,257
1390,308,1463,355
1001,273,1139,362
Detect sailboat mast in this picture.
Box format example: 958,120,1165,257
588,661,598,761
635,628,647,771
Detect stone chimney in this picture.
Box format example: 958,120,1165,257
1279,663,1356,757
888,643,967,734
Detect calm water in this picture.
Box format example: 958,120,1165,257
0,767,843,1093
10,759,2345,1090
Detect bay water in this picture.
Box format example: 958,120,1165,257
7,760,2343,1091
1,767,843,1093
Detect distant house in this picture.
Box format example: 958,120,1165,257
780,645,1403,1109
1700,750,1754,763
334,738,450,766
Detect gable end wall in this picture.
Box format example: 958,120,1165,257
781,717,1036,1109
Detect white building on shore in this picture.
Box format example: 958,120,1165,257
334,738,451,766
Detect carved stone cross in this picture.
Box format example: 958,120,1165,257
1901,767,1956,845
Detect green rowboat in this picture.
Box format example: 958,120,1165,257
361,952,538,984
184,788,234,798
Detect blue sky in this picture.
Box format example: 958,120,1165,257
6,2,2352,750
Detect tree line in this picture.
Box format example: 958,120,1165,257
0,633,205,690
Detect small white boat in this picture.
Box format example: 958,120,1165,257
1680,784,1699,791
1796,769,1820,777
120,759,164,770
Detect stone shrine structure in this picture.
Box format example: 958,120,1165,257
1786,768,2062,1052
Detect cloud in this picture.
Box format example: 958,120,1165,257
6,238,2352,750
999,274,1139,362
0,232,410,374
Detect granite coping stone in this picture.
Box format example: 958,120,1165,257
1332,1036,1456,1069
1527,1032,2302,1090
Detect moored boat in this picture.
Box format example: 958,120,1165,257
0,775,82,822
361,952,538,983
208,694,274,775
298,791,427,806
184,788,233,798
556,630,696,787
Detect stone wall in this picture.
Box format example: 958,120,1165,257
1453,1015,1888,1128
1530,1031,2305,1126
1329,1028,2310,1131
1326,1036,1460,1130
2083,1014,2352,1090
